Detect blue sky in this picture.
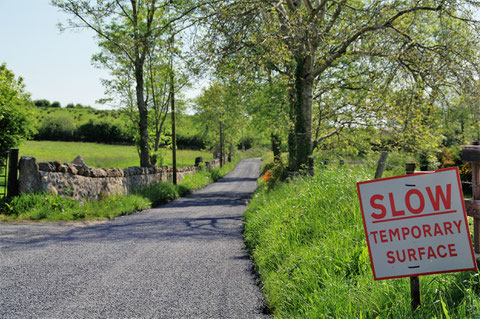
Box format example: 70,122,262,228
0,0,111,109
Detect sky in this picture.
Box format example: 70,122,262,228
0,0,205,110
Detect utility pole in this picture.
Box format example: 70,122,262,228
170,35,177,185
219,121,224,168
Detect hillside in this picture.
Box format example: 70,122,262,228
33,105,207,149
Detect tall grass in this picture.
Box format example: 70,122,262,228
245,164,480,318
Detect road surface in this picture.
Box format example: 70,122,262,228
0,158,269,318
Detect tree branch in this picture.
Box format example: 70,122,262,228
311,4,444,79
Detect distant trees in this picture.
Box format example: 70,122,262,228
0,63,37,153
35,100,93,109
50,101,61,108
194,81,248,161
34,99,51,108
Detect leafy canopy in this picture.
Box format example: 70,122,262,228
0,63,37,153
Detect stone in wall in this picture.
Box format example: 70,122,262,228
18,157,42,194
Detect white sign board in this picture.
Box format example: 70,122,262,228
357,167,476,280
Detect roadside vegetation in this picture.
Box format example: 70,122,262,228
244,157,480,318
0,148,265,222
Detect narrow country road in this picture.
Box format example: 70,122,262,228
0,158,269,319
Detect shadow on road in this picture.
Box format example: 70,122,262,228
1,189,256,252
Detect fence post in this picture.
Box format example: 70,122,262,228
374,151,389,179
461,144,480,255
7,148,19,197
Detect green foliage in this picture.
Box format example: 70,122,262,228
34,99,51,107
76,119,132,144
0,63,37,152
0,192,150,221
37,114,76,141
32,106,209,148
199,1,480,172
244,164,480,317
260,159,288,190
50,101,61,108
176,133,206,150
194,81,248,151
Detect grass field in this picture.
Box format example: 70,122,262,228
19,141,213,168
245,164,480,318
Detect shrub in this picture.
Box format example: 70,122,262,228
76,120,133,144
176,134,206,150
34,99,51,108
259,158,288,190
36,114,76,141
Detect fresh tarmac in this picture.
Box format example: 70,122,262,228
0,158,269,318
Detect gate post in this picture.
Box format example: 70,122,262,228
461,144,480,255
7,148,19,197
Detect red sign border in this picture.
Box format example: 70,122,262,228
357,166,477,280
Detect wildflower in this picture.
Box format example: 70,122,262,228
262,171,271,181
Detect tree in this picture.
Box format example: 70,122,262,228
0,63,37,153
34,99,51,108
95,28,191,164
199,0,480,172
243,74,289,160
51,101,61,108
194,81,247,162
52,0,196,167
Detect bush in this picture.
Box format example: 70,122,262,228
76,120,133,144
34,99,51,108
36,114,76,141
260,159,288,190
51,101,61,108
176,134,206,150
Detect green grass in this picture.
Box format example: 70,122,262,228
245,164,480,318
19,140,213,168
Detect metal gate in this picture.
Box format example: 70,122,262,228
0,151,8,198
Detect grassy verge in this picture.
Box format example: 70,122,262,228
19,140,213,168
245,164,480,318
0,148,267,222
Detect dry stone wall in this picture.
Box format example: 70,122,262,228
18,156,220,201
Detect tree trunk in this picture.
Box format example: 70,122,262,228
219,121,224,167
289,56,313,172
287,85,297,171
135,61,150,167
271,132,282,162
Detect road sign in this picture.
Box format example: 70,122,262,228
357,167,476,280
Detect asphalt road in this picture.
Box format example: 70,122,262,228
0,158,269,319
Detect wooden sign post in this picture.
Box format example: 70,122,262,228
405,163,420,310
